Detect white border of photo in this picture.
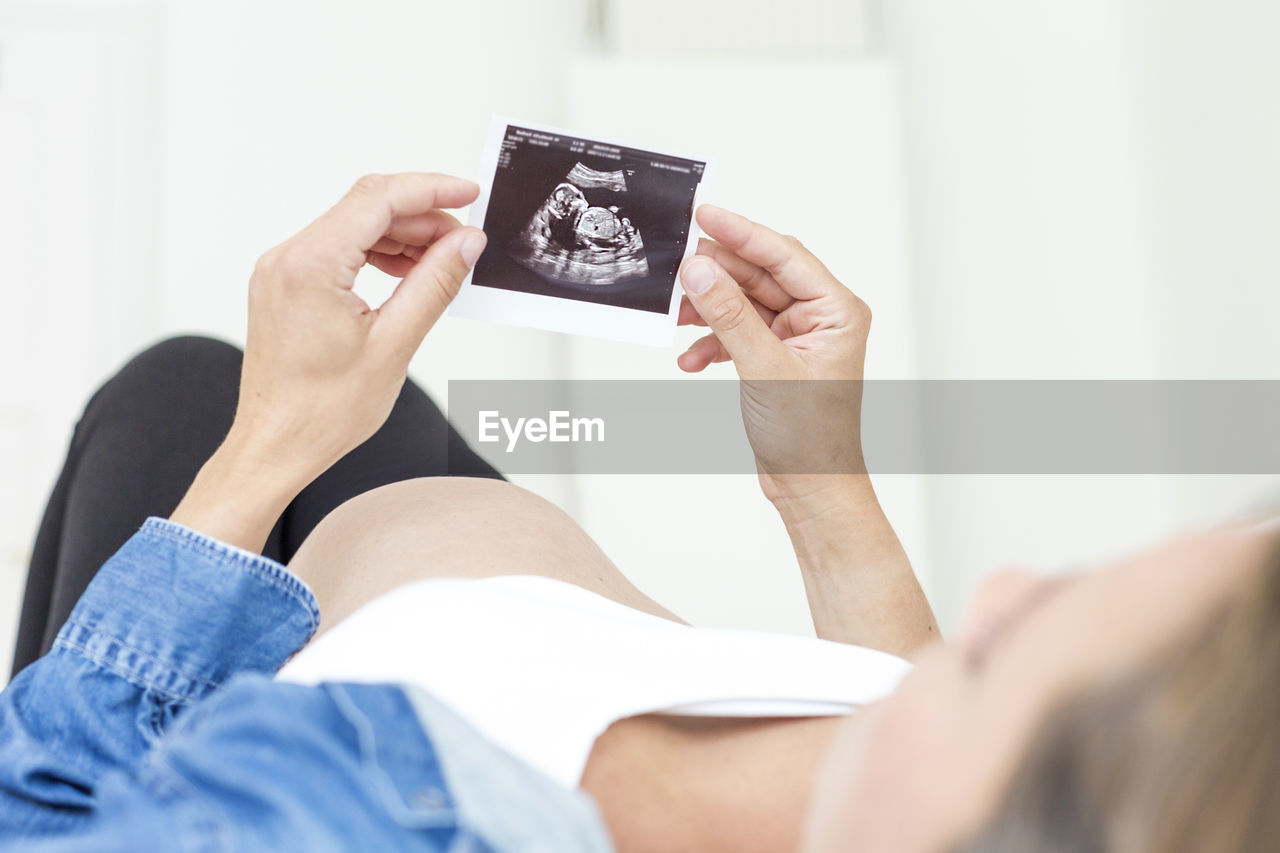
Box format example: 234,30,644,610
449,115,714,347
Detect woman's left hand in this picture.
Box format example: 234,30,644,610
675,204,871,508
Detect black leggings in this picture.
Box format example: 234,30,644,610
11,336,502,676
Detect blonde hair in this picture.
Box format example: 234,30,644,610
961,539,1280,852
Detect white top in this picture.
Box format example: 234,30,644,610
276,575,912,788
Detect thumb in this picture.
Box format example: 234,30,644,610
376,226,486,351
680,255,784,375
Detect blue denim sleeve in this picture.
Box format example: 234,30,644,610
0,517,319,839
10,679,478,853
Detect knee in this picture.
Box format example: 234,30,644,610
117,335,243,388
85,335,243,423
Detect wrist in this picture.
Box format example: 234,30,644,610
771,475,895,581
169,427,313,553
767,474,876,527
221,417,325,489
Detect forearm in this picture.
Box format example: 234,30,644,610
774,475,938,658
170,421,315,553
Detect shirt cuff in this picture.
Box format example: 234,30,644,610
54,517,321,703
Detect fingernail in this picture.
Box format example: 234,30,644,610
460,231,487,268
682,257,716,294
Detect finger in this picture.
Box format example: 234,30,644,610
677,332,731,373
385,209,463,247
678,295,707,326
679,255,788,376
375,226,487,354
679,292,779,329
369,237,406,255
366,250,417,278
309,172,479,255
771,307,800,342
696,238,793,312
695,205,842,301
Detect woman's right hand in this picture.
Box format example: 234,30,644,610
172,172,484,553
234,172,484,484
676,205,873,509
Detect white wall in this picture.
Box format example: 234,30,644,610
886,0,1280,626
1,0,1276,676
0,1,168,677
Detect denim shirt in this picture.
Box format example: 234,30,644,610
0,518,613,852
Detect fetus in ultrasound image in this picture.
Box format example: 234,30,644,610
511,163,650,286
473,124,706,315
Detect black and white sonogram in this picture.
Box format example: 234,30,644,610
469,123,707,316
514,163,650,287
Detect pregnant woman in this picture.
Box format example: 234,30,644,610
4,172,1276,852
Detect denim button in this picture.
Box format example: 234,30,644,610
412,786,448,810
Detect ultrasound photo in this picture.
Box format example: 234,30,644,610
513,162,651,288
450,118,710,345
